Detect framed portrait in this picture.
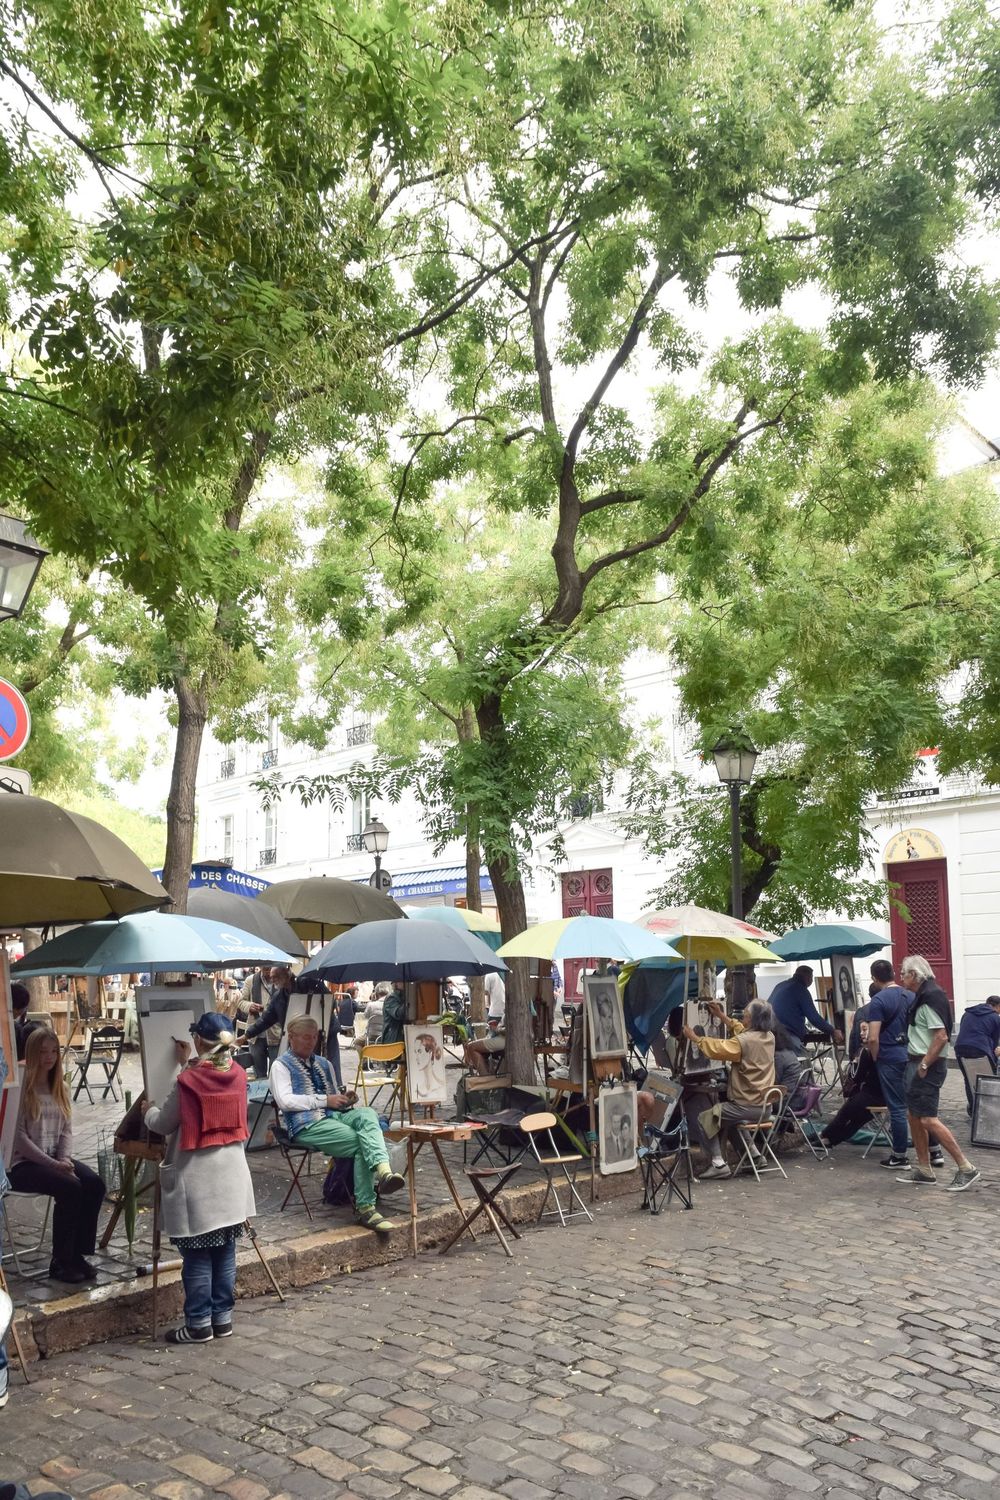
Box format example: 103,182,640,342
682,997,727,1074
404,1023,448,1105
830,955,857,1022
583,974,627,1060
598,1082,637,1175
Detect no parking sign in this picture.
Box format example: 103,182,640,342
0,677,31,762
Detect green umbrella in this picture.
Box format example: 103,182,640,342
771,924,888,961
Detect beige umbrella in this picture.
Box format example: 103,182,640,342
0,792,169,926
258,874,406,941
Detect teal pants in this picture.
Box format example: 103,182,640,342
296,1108,389,1210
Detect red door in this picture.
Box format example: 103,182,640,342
888,857,953,998
561,868,614,999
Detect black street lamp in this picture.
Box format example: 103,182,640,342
0,515,48,623
711,735,758,921
362,817,391,891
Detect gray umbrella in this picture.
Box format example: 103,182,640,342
300,918,507,983
0,791,169,926
185,886,307,958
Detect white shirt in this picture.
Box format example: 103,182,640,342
269,1055,332,1115
484,971,506,1022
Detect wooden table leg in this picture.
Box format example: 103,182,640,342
407,1137,418,1257
431,1140,477,1243
150,1168,161,1340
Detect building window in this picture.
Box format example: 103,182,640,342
261,717,279,769
569,790,604,819
351,789,372,839
222,816,233,862
260,806,277,866
220,757,236,780
347,721,372,747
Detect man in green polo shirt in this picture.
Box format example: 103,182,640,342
895,955,979,1192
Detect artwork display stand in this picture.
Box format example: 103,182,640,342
579,970,629,1202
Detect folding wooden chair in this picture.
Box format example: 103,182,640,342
519,1111,593,1226
733,1089,787,1182
73,1024,126,1104
353,1043,406,1120
438,1164,522,1259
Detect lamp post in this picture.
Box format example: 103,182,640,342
0,515,48,623
711,735,758,921
362,816,390,891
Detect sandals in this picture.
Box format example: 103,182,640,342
356,1206,397,1235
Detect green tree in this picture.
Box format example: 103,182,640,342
0,0,482,903
311,0,1000,1079
623,383,1000,930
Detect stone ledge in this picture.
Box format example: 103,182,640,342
16,1166,641,1361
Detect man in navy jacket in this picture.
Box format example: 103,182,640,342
770,966,844,1053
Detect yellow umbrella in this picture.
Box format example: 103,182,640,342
498,914,680,962
666,934,781,965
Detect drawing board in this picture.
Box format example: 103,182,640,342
404,1023,448,1105
138,1008,194,1107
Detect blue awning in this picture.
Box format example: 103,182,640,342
380,865,494,901
153,862,272,900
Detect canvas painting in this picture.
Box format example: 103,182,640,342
405,1022,448,1105
583,974,627,1060
831,955,857,1021
599,1082,638,1175
138,1008,195,1109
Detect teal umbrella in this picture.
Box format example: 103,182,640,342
771,923,888,961
11,911,294,976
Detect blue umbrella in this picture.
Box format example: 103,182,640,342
11,911,296,977
770,923,889,962
301,918,507,983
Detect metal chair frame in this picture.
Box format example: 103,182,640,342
519,1111,593,1227
861,1105,895,1160
733,1088,788,1182
773,1068,830,1161
73,1024,126,1104
639,1100,694,1214
270,1108,324,1220
0,1190,52,1279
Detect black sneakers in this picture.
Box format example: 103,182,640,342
880,1155,909,1169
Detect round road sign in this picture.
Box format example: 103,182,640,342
0,677,31,762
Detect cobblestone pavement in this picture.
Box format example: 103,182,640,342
3,1071,1000,1500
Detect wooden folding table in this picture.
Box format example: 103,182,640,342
384,1121,484,1256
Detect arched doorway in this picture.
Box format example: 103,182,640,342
885,828,952,996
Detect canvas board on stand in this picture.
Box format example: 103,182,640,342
681,998,727,1075
404,1023,448,1106
138,1009,195,1108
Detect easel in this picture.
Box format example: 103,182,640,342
579,973,628,1202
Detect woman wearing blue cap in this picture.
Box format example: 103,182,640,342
144,1012,255,1344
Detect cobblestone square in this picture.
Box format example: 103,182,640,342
3,1072,998,1500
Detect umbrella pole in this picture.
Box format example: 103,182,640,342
581,985,597,1202
150,1165,162,1340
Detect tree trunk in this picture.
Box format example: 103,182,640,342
162,674,208,912
488,853,533,1084
465,802,485,1023
19,929,51,1015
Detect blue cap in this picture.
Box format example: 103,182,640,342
189,1011,235,1041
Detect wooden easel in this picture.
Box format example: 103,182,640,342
580,968,630,1202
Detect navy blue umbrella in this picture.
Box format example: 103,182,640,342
300,918,508,983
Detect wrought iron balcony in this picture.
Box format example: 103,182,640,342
346,722,372,747
345,833,365,852
568,791,604,819
260,748,278,770
219,758,236,780
259,846,277,866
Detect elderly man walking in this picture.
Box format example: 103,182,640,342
269,1015,405,1233
896,955,979,1192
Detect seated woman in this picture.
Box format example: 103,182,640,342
820,1040,884,1150
269,1015,405,1234
683,999,777,1162
8,1028,106,1284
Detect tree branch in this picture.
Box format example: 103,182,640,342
578,488,644,517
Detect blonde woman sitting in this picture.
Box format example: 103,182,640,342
8,1028,106,1284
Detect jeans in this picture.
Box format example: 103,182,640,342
876,1056,910,1155
297,1107,389,1210
181,1239,237,1329
7,1157,105,1266
822,1087,882,1147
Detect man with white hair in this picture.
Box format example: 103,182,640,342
896,955,979,1192
270,1015,405,1233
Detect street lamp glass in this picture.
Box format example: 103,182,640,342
711,737,758,786
361,817,389,855
0,515,48,623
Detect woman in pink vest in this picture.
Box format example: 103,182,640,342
145,1012,255,1345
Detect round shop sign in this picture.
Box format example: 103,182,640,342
0,678,31,763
